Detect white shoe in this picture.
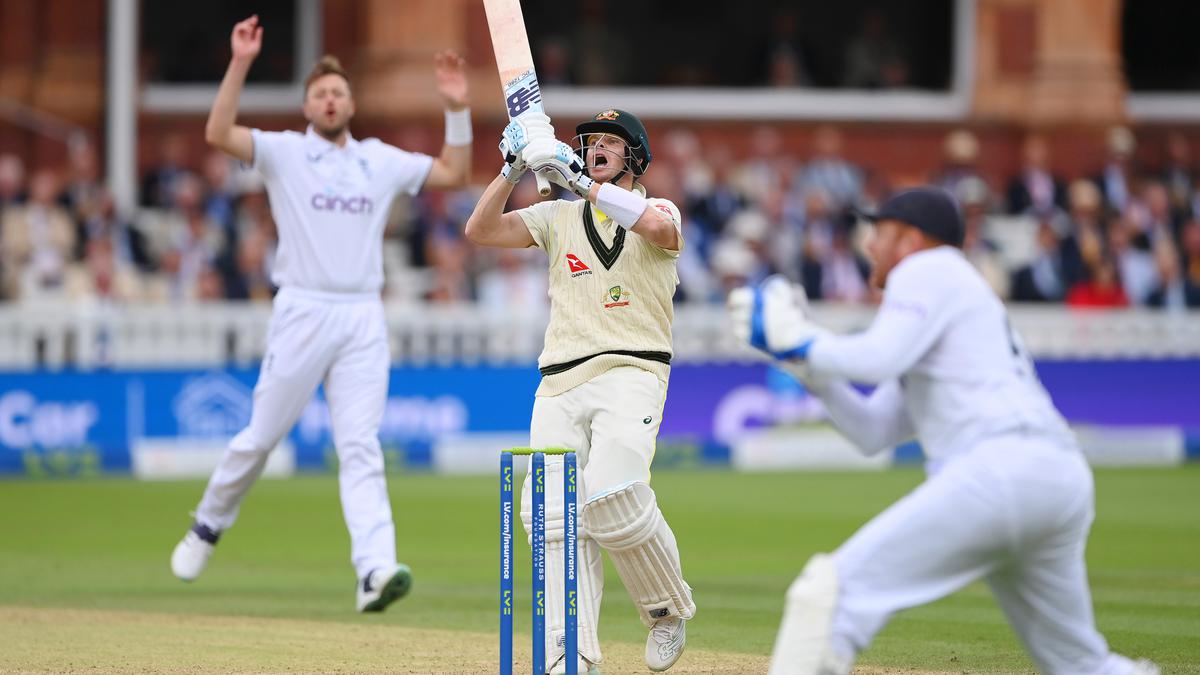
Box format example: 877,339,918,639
356,564,412,613
645,617,686,672
1131,659,1160,675
170,523,219,582
547,652,600,674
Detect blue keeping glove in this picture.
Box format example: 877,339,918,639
728,275,824,360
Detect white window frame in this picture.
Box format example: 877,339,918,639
140,0,321,114
1128,93,1200,123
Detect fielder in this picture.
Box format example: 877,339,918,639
465,109,695,673
728,187,1159,675
170,15,473,613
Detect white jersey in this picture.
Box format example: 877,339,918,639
808,246,1074,463
251,126,433,294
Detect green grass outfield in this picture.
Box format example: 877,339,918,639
0,467,1196,673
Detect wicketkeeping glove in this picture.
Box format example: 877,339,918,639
727,275,825,360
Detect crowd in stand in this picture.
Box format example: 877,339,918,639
1,125,1198,309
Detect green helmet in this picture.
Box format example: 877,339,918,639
574,108,652,177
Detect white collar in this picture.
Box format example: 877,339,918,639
304,125,357,154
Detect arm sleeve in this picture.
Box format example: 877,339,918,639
250,129,287,179
645,198,684,257
515,200,559,251
807,258,950,384
387,145,434,196
809,379,915,456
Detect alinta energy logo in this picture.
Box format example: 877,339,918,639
310,192,374,215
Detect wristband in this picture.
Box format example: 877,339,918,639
444,108,472,146
595,182,648,230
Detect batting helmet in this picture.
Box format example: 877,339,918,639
575,108,652,177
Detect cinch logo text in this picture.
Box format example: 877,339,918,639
311,194,374,214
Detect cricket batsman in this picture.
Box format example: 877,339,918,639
728,187,1160,675
464,109,695,673
169,15,474,613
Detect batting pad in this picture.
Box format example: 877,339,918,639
583,481,696,627
767,553,851,675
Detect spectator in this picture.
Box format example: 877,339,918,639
784,187,837,282
65,237,145,303
801,219,869,303
796,125,862,210
1011,217,1068,302
686,144,744,241
933,129,983,198
1,170,76,300
229,176,277,301
1127,179,1178,245
59,143,104,226
77,189,156,273
476,248,547,314
0,153,27,207
1107,214,1159,305
1059,179,1106,290
709,237,758,296
535,37,574,86
842,9,909,88
1093,126,1136,215
733,126,791,205
723,208,773,282
202,151,238,238
1161,132,1194,219
159,175,225,301
758,8,813,87
141,132,191,208
1006,134,1064,216
958,177,1010,298
1066,257,1128,308
231,219,276,302
1146,217,1200,308
572,0,631,86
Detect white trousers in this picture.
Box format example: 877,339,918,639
194,288,395,579
830,435,1136,675
520,366,672,662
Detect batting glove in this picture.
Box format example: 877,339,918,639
528,141,595,198
499,112,554,184
499,125,528,184
728,275,825,360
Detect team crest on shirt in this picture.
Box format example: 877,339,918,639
603,285,631,308
565,253,592,277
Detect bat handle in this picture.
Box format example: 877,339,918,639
534,171,552,197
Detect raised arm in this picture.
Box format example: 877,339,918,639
204,15,261,164
423,51,472,189
464,175,535,248
579,183,680,250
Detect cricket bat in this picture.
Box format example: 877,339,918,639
482,0,553,196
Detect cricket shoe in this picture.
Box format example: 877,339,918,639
356,564,412,612
645,616,686,671
170,522,220,582
547,652,600,675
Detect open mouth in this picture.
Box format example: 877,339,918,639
593,154,609,169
